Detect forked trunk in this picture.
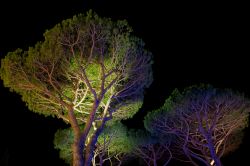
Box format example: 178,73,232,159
72,138,84,166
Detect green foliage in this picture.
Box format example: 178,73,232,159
128,129,157,147
99,122,134,154
54,122,133,163
144,84,216,134
0,49,26,93
54,127,75,164
0,10,152,122
112,100,143,121
144,88,181,134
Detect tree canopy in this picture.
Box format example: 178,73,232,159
0,11,152,121
0,11,153,166
144,85,250,166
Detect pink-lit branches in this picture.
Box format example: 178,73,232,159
145,86,250,166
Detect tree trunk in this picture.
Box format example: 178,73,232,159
84,139,96,166
67,105,84,166
208,148,221,166
84,119,106,166
207,136,222,166
153,159,157,166
72,138,84,166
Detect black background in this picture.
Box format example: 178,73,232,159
0,1,249,165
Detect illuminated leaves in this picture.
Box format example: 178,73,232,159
144,85,250,166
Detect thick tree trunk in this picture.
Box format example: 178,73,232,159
72,138,84,166
67,106,84,166
84,118,106,166
207,136,222,166
208,148,221,166
84,133,100,166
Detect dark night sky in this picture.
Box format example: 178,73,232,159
0,1,249,165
